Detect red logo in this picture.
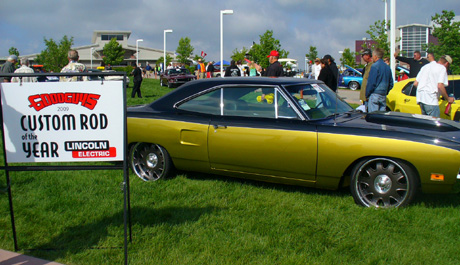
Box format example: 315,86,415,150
28,93,101,111
72,147,117,158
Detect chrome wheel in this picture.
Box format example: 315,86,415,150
348,81,360,91
129,143,172,181
351,158,418,208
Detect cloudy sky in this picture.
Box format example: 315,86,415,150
1,0,459,69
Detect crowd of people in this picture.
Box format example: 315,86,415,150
1,48,454,117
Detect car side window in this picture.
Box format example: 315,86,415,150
445,80,460,100
401,82,416,96
177,89,221,115
177,86,299,119
223,87,299,119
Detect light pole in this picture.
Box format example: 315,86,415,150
136,39,143,67
390,0,396,82
164,29,173,73
220,9,233,77
90,48,94,69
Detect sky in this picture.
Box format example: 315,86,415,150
1,0,459,70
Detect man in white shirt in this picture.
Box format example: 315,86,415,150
313,58,321,80
12,58,37,83
414,55,454,117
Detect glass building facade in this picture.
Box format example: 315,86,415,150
399,24,432,57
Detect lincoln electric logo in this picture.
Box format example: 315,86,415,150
28,92,101,111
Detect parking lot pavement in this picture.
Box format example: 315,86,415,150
0,249,64,265
338,88,361,105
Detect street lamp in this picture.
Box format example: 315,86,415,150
90,48,94,69
136,39,143,67
164,29,173,73
220,9,233,77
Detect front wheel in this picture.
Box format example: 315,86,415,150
129,143,173,181
348,81,360,91
350,158,419,208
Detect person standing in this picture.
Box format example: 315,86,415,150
318,59,336,90
197,59,206,79
255,50,284,77
224,60,241,77
60,50,87,82
206,61,215,78
394,50,429,78
11,58,37,83
359,49,374,111
365,48,394,112
414,55,454,117
131,63,143,98
313,58,322,80
1,55,18,82
322,55,338,92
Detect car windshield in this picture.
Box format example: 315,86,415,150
445,79,460,100
168,69,190,75
284,83,353,119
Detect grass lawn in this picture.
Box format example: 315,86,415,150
1,78,460,264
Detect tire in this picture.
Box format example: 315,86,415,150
348,81,360,91
129,143,173,181
350,158,419,208
167,81,173,88
160,78,164,86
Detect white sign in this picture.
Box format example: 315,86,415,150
1,81,125,163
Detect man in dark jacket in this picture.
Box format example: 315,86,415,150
224,60,241,77
394,50,429,78
1,55,17,82
131,64,143,98
264,50,284,77
323,54,338,92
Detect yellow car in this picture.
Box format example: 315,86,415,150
386,75,460,121
128,77,460,208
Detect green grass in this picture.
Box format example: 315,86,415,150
1,78,460,264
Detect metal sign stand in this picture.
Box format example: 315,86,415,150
0,72,131,265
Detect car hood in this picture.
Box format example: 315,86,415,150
331,111,460,149
344,65,363,76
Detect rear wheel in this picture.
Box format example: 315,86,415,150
350,158,418,208
348,81,360,91
129,143,173,181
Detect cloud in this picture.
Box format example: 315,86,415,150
1,0,459,70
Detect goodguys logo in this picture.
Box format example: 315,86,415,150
28,92,101,111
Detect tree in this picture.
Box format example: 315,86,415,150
340,48,358,68
426,10,460,74
8,47,19,57
157,54,174,69
231,47,250,62
35,35,74,72
305,46,318,63
249,30,288,69
176,37,194,64
102,38,124,66
366,20,391,57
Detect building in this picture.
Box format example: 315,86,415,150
397,23,437,57
354,23,438,65
1,30,176,69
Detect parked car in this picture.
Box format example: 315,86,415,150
127,77,460,208
339,65,363,90
32,65,59,82
102,70,130,88
387,75,460,121
160,68,196,88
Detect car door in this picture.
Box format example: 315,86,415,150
394,81,422,114
207,85,318,182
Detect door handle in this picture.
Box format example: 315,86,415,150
404,98,410,102
212,124,227,130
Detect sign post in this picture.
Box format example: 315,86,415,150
0,73,130,264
